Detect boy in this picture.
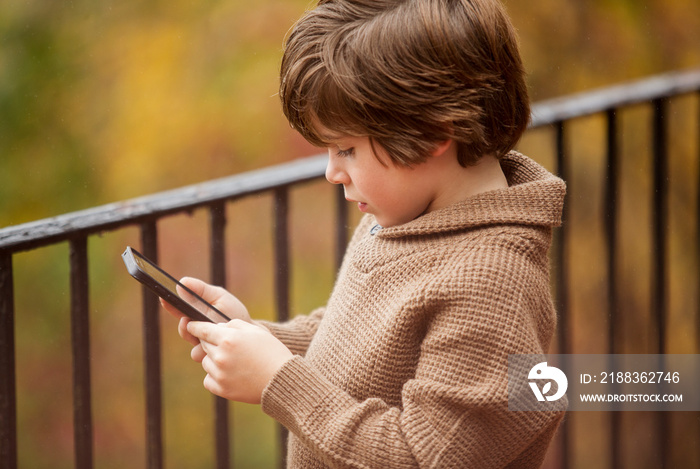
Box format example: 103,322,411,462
163,0,566,467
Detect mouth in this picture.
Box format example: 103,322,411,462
346,197,369,213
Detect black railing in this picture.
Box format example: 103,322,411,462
1,68,700,469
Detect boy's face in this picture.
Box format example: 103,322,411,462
323,134,442,228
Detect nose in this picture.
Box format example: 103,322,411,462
325,152,348,185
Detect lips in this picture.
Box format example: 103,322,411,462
346,197,368,213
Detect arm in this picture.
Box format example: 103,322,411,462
258,307,326,356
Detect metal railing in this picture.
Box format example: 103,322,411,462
1,68,700,469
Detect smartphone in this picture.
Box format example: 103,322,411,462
122,246,230,324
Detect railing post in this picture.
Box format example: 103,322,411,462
604,108,622,469
210,203,231,469
696,90,700,468
697,90,700,356
274,188,291,324
141,221,163,469
652,98,669,355
652,98,670,468
273,187,290,469
605,109,620,354
0,251,17,469
553,120,570,469
69,237,94,469
554,120,570,355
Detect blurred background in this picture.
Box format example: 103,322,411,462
1,0,699,467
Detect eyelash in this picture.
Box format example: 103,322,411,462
336,147,354,158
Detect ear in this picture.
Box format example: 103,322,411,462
430,138,454,158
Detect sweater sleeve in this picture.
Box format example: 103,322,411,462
260,234,564,468
258,307,325,357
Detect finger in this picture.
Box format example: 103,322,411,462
178,317,199,346
179,277,229,305
200,355,224,387
191,343,206,363
179,277,248,321
197,336,218,358
187,321,224,345
175,281,214,317
202,372,222,398
177,277,242,317
198,356,218,393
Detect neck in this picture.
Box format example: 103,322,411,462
461,153,509,196
425,149,508,215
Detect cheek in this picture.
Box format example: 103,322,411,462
359,174,391,201
368,184,408,219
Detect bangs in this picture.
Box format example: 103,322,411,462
286,67,370,147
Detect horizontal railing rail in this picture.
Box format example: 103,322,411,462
1,68,700,469
0,155,327,253
530,68,700,124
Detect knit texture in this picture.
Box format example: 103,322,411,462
261,151,566,468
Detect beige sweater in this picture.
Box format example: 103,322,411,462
261,151,566,468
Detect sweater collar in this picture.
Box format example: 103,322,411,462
375,151,566,239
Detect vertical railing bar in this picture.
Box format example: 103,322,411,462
696,90,700,469
0,251,17,469
274,189,291,324
553,120,570,469
334,184,349,272
652,98,670,468
554,120,571,355
69,237,94,469
696,90,700,356
652,97,669,354
273,188,290,469
605,109,620,354
604,108,622,469
141,221,163,469
209,202,231,469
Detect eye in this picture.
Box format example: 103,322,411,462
336,147,355,158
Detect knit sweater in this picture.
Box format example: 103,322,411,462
261,151,566,468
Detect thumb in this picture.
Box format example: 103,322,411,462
178,277,230,306
177,277,208,298
178,277,251,323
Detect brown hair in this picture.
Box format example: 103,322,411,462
280,0,530,167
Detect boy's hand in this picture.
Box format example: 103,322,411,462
187,319,294,404
160,277,253,345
